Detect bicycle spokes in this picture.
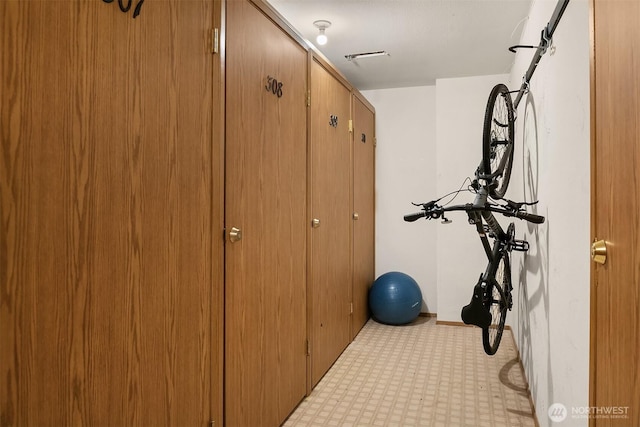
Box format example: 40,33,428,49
482,84,515,199
482,252,510,355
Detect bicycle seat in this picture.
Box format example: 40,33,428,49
461,281,491,329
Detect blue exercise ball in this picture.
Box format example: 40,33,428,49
369,271,423,325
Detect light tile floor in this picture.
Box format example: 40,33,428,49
284,317,536,427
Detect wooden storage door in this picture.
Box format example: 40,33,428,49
590,0,640,424
309,58,352,387
351,95,376,339
0,0,218,425
224,1,308,426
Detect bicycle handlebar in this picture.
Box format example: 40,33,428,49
404,201,545,224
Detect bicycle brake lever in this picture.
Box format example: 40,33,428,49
411,200,436,210
503,199,522,210
505,199,539,210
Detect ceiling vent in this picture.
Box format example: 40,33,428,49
344,51,389,61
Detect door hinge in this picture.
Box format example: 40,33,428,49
348,119,353,133
306,90,311,107
211,28,219,54
306,339,311,356
350,302,353,314
374,137,377,147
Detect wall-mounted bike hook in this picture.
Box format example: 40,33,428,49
508,44,537,53
510,0,570,109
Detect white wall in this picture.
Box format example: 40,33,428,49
434,74,511,323
361,86,437,313
508,1,590,425
365,2,590,424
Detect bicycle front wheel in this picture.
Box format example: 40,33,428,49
482,83,515,199
482,251,510,355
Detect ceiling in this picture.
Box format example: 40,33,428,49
267,0,533,90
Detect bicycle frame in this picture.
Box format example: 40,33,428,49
404,185,537,348
462,188,515,353
476,140,514,182
466,188,509,266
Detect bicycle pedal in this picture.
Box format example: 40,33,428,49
511,239,530,252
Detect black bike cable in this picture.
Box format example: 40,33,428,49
440,177,474,207
410,177,473,209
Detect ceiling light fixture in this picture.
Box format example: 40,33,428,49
345,51,389,61
313,20,331,46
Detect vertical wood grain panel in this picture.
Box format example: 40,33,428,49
211,0,225,425
592,0,640,425
1,0,216,425
352,95,375,339
225,1,308,425
309,58,352,387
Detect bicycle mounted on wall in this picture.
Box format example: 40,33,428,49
404,0,570,355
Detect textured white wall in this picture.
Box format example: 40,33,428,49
434,74,511,323
508,0,590,425
361,86,437,313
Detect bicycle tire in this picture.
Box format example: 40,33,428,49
482,251,510,355
482,83,515,199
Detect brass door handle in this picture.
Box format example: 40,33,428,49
312,218,321,228
353,212,359,220
229,227,242,243
591,239,607,264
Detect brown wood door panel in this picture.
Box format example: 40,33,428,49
352,96,375,339
224,1,308,426
309,59,352,387
1,0,216,425
591,0,640,425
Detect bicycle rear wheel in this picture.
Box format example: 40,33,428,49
482,83,515,199
482,251,510,355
